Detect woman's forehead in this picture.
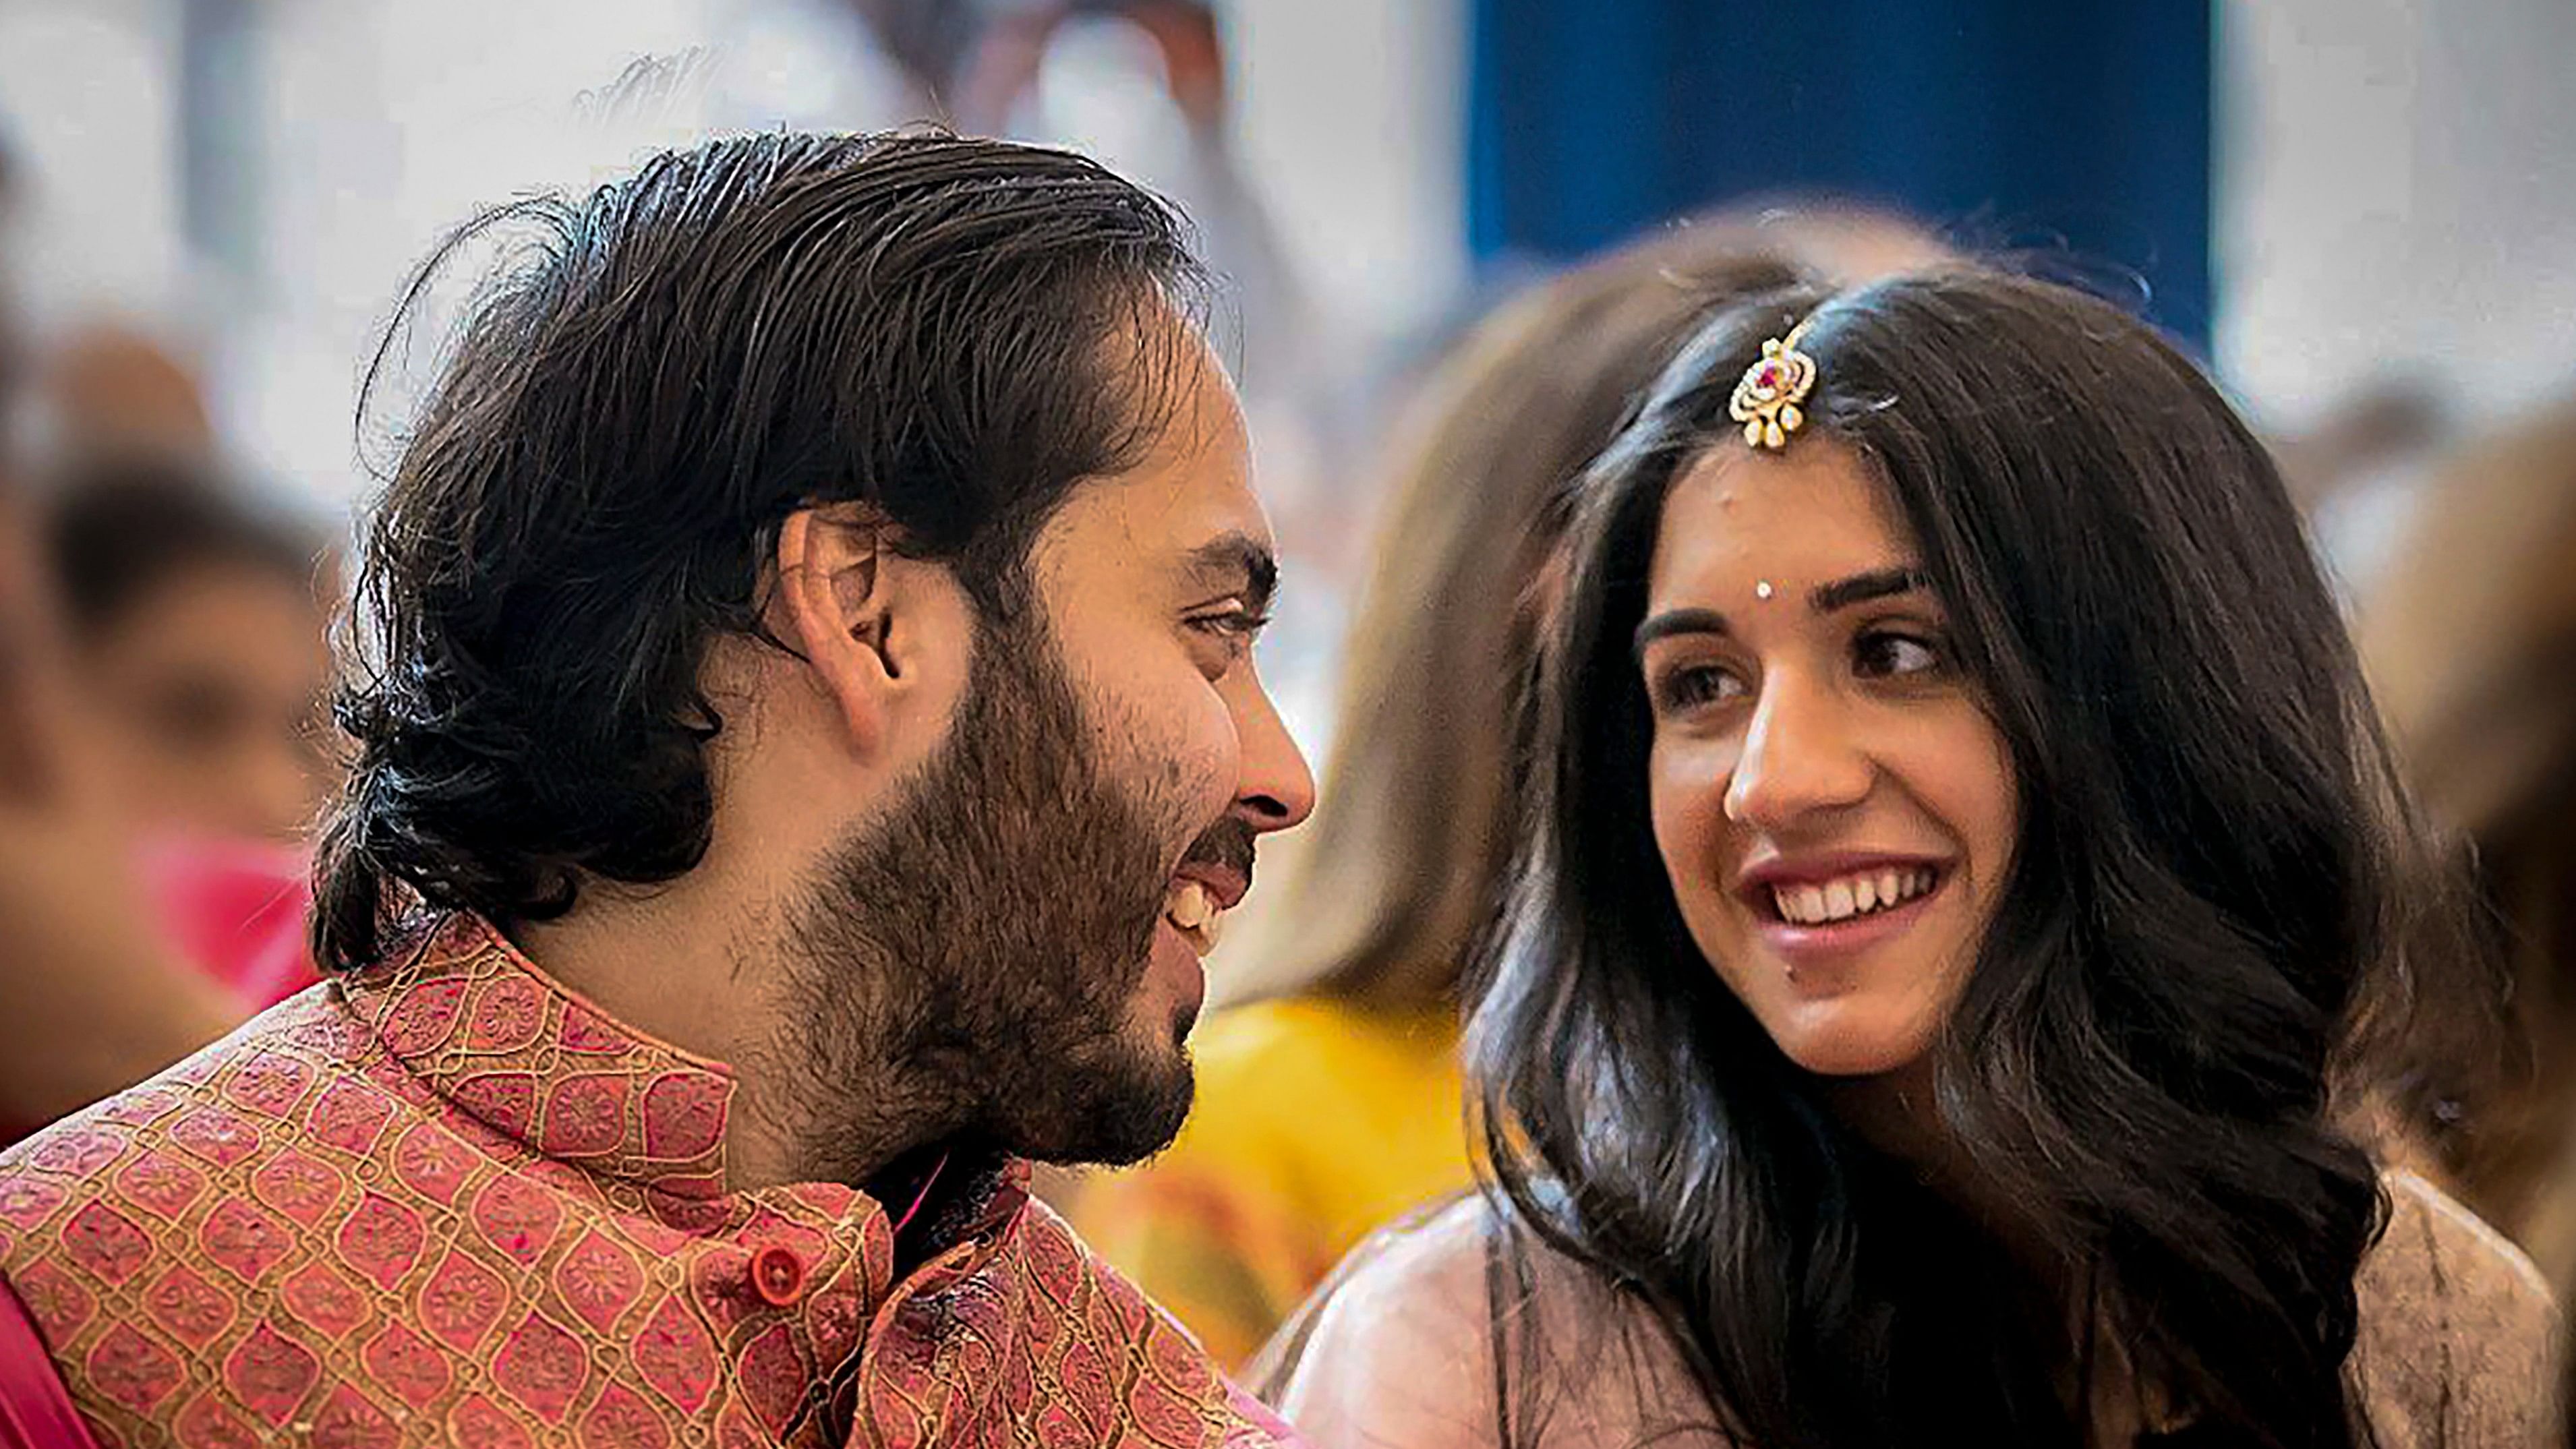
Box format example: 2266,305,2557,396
1649,442,1915,595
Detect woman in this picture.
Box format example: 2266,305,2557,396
1074,213,1945,1368
1261,270,2553,1446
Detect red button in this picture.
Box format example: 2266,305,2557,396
750,1245,807,1307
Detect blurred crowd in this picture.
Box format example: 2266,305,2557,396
2,7,2575,1442
1,136,334,1137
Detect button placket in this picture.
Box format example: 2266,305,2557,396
861,1241,978,1358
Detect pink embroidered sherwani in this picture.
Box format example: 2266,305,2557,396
0,915,1301,1448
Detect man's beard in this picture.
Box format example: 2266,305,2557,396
770,604,1219,1183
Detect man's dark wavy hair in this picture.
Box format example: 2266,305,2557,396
1476,270,2482,1447
314,131,1206,972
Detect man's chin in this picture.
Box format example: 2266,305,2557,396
1019,1047,1196,1169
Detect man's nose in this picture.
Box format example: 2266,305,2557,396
1233,676,1315,831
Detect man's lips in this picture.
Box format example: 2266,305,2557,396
1156,818,1256,959
1171,863,1248,912
1172,816,1256,910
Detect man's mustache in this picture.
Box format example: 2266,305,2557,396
1178,816,1256,888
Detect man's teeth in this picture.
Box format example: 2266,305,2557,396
1772,868,1935,926
1164,880,1221,939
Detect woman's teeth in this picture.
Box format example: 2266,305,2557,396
1772,867,1935,926
1163,880,1223,955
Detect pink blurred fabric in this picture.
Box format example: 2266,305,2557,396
0,835,314,1148
134,832,318,1012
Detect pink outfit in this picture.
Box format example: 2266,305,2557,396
0,914,1300,1448
0,1280,97,1448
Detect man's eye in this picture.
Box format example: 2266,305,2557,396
1190,606,1270,641
1187,608,1271,670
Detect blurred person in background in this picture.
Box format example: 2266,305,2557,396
43,458,333,848
40,456,330,1015
38,324,218,468
1072,207,1947,1369
0,134,248,1136
1262,270,2549,1448
2360,396,2576,1287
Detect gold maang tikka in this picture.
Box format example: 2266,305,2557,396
1728,318,1819,451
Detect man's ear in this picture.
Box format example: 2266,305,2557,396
773,503,912,756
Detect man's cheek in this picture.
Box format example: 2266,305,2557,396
1177,702,1241,821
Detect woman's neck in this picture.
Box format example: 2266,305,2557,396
1823,1059,2079,1310
1823,1059,2170,1438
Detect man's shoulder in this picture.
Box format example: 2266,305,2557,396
0,981,435,1277
1020,1191,1229,1335
0,979,616,1448
8,980,353,1132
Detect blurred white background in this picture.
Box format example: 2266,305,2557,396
5,0,2573,747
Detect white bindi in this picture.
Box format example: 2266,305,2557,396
1755,581,1775,600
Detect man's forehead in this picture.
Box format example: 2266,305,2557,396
1057,352,1267,538
1041,471,1275,593
1022,309,1282,591
1030,495,1274,634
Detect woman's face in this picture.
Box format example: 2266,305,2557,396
1637,440,2016,1077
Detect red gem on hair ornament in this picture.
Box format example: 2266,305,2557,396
1728,321,1819,451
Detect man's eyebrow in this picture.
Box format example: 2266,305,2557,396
1809,566,1927,614
1182,532,1278,614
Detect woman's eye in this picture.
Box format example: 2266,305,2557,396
1651,663,1746,713
1854,630,1943,679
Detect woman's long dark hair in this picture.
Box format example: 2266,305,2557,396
1475,269,2462,1448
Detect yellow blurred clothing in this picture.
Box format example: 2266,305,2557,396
1076,996,1472,1369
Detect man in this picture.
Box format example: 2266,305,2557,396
0,131,1314,1448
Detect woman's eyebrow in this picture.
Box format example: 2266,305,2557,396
1809,565,1928,614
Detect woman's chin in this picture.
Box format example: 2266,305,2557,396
1786,1044,1917,1078
1763,1005,1936,1080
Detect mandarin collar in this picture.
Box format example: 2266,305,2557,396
341,912,749,1197
340,912,1034,1270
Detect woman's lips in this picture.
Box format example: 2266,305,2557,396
1750,868,1948,966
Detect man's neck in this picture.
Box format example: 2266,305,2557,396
510,873,804,1191
510,873,962,1194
